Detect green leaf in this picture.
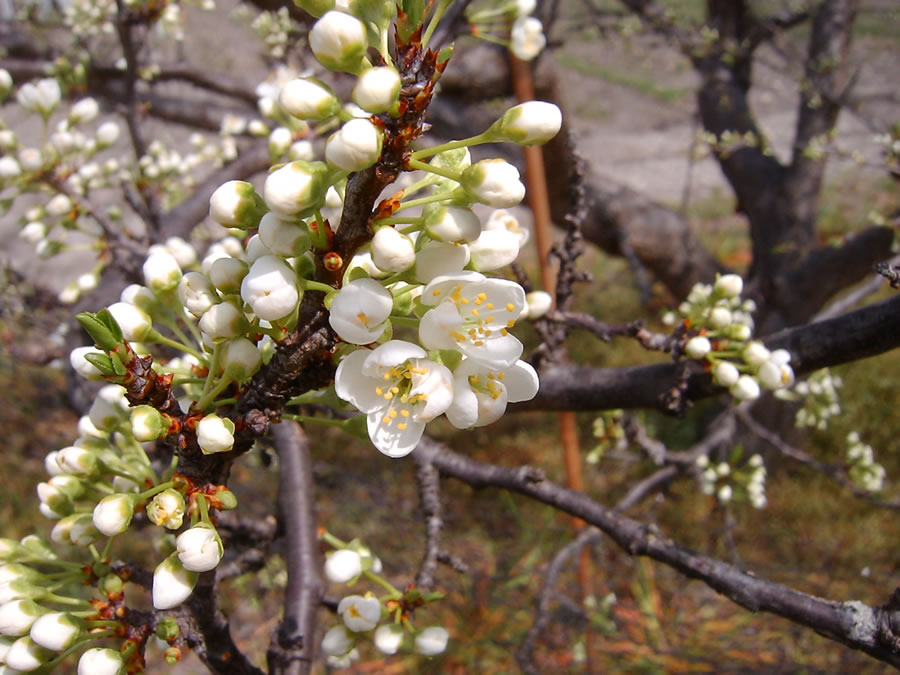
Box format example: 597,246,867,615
77,311,120,352
84,353,116,376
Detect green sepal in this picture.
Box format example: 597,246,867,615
77,310,122,351
437,43,454,66
84,353,116,376
423,591,445,603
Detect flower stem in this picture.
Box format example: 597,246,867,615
406,157,461,182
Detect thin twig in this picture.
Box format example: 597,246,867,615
413,451,443,591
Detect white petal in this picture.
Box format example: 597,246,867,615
367,412,424,458
365,340,425,372
503,360,539,402
446,377,479,429
329,314,387,345
420,272,485,306
459,332,523,368
409,360,454,422
335,350,384,413
473,388,508,427
418,302,463,351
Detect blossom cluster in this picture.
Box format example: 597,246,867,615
789,368,843,430
466,0,547,61
320,534,449,665
697,453,767,509
846,432,885,493
665,274,795,401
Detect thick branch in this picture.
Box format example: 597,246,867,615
268,422,322,675
414,437,900,667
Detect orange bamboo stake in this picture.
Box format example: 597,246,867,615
510,55,595,664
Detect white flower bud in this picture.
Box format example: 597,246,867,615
353,67,401,113
29,612,81,651
329,278,394,345
373,623,404,655
245,234,273,263
0,129,16,151
209,180,266,229
0,599,45,636
712,361,739,387
78,647,125,675
717,485,733,503
371,227,416,273
178,272,220,319
164,236,197,267
525,290,553,319
209,257,248,294
258,212,312,257
95,121,120,146
321,625,353,657
16,78,61,117
107,302,154,342
309,11,368,73
6,636,53,670
55,446,98,476
120,284,156,311
324,549,362,584
460,159,526,208
742,341,770,366
69,346,106,381
146,489,185,530
423,204,482,243
263,160,330,217
196,414,235,454
269,126,292,156
685,336,711,359
326,119,383,172
489,101,561,146
241,255,300,321
714,274,743,298
0,156,20,179
152,554,198,610
130,405,168,442
45,194,72,217
337,595,380,632
510,16,545,61
708,307,732,328
88,385,128,432
415,626,449,656
69,98,99,124
279,78,340,120
198,300,249,341
730,323,752,341
289,139,315,161
143,250,182,293
730,375,760,401
176,524,223,572
222,338,262,380
68,514,101,546
92,494,135,536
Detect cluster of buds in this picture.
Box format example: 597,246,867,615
320,533,449,664
586,410,625,465
787,368,843,430
665,274,795,401
846,432,885,493
696,453,767,509
466,0,547,61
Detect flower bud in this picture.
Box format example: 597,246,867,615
415,626,449,656
324,549,362,584
353,67,401,113
88,385,128,432
0,599,45,636
468,228,520,271
241,255,300,321
6,636,53,670
45,194,72,218
198,300,249,341
321,625,353,657
92,494,135,537
209,180,266,229
460,159,526,208
30,612,81,651
329,278,394,345
78,647,126,675
263,160,330,217
209,257,249,295
371,227,415,273
68,514,102,546
269,126,292,156
55,446,98,476
279,78,340,120
165,236,197,267
120,284,157,311
130,405,169,442
525,290,553,319
0,156,21,179
152,554,198,610
290,139,315,161
36,482,73,517
510,16,545,61
423,204,482,243
714,274,743,298
712,361,739,387
742,341,770,367
95,121,120,147
107,302,154,342
337,595,381,632
0,69,11,100
685,336,711,359
69,346,106,381
143,250,182,293
16,78,61,117
196,414,235,454
222,338,262,380
325,119,383,172
258,212,312,257
488,101,561,146
178,272,220,319
146,489,186,530
175,524,223,572
708,307,732,328
730,375,760,401
69,97,99,125
373,624,404,655
309,11,368,73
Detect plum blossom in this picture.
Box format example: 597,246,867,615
446,358,538,429
335,341,453,457
328,278,394,345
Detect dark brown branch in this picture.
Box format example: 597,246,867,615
413,452,443,591
414,436,900,667
268,422,322,675
151,65,258,105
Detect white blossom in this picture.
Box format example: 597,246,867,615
92,494,135,536
87,384,128,432
16,78,61,117
198,300,248,341
5,636,53,670
152,554,198,610
335,341,454,457
0,599,44,636
468,227,521,271
209,180,265,228
510,16,545,60
146,489,185,530
415,626,449,656
95,121,120,146
329,278,393,345
685,336,711,359
164,236,197,267
374,623,404,655
279,78,340,120
446,358,538,428
0,157,20,179
325,119,383,172
742,341,770,366
337,595,380,632
712,361,739,387
324,549,362,584
196,414,235,454
263,160,330,217
730,375,760,401
414,240,470,284
321,625,353,657
143,250,182,293
78,648,125,675
107,302,154,342
209,257,248,295
460,159,525,207
353,67,401,113
309,11,367,73
178,272,220,319
424,205,482,243
714,274,743,298
241,255,300,321
69,346,106,381
371,227,416,273
489,101,561,145
258,212,311,257
29,612,80,651
69,98,99,124
525,290,552,319
176,524,223,572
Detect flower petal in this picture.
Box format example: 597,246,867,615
364,340,426,373
335,350,384,413
367,412,424,458
503,360,539,402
